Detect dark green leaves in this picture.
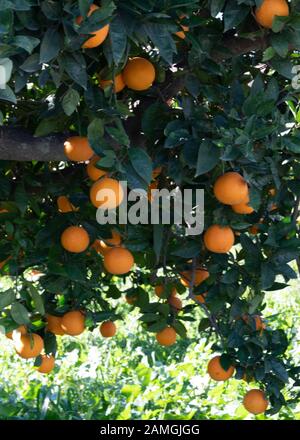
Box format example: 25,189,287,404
128,148,152,186
62,88,80,116
40,27,63,63
196,141,220,176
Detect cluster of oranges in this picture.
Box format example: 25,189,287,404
207,356,269,415
62,136,135,276
5,311,117,374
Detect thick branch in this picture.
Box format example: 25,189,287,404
212,36,268,62
0,127,67,161
0,36,271,161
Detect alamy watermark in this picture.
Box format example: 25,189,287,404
292,65,300,90
95,182,204,236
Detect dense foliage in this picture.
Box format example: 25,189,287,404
1,0,300,417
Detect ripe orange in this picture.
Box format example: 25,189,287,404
156,327,177,346
37,354,55,374
57,196,77,213
99,74,125,93
61,310,85,336
6,325,27,340
103,247,134,275
148,180,158,203
204,225,235,253
46,314,65,336
249,224,260,235
64,136,94,162
255,0,289,29
14,333,44,359
168,296,183,310
122,57,156,91
152,167,162,179
125,295,137,305
243,389,269,414
155,285,177,298
92,230,122,255
207,355,235,381
100,321,117,337
194,293,207,304
86,156,107,181
90,177,124,209
214,172,249,205
243,315,266,332
232,195,254,214
76,4,110,49
0,256,11,270
61,226,90,253
180,268,209,288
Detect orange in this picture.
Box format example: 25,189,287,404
168,296,183,310
103,247,134,275
232,195,254,214
64,136,94,162
86,156,108,181
155,285,177,298
243,389,269,414
180,268,209,288
243,314,266,332
46,314,65,336
37,355,55,374
249,224,259,235
57,196,77,213
92,230,122,255
61,310,85,336
100,321,117,337
194,293,207,304
122,57,156,91
6,325,27,340
61,225,90,253
255,0,289,29
156,327,177,346
99,74,125,93
76,4,110,49
204,225,235,253
214,172,249,205
269,188,276,197
14,333,44,359
90,177,124,209
0,256,11,270
207,355,235,381
152,167,162,179
148,180,158,203
125,295,137,305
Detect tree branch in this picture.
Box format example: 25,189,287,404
0,127,67,161
212,36,268,62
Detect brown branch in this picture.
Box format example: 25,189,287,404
0,35,271,161
0,127,67,161
212,36,269,62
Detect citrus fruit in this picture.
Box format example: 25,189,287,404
207,355,235,381
90,177,124,209
122,57,156,91
61,310,85,336
204,225,235,253
103,247,134,275
64,136,94,162
61,226,90,253
214,172,249,205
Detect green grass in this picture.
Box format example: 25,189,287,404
0,279,300,420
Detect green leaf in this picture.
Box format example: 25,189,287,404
10,302,30,325
87,118,104,152
27,284,45,315
62,88,80,116
0,289,15,310
128,148,152,185
196,141,220,176
40,27,63,63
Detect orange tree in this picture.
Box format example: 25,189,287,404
1,0,300,416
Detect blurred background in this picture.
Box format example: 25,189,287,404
0,277,299,421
